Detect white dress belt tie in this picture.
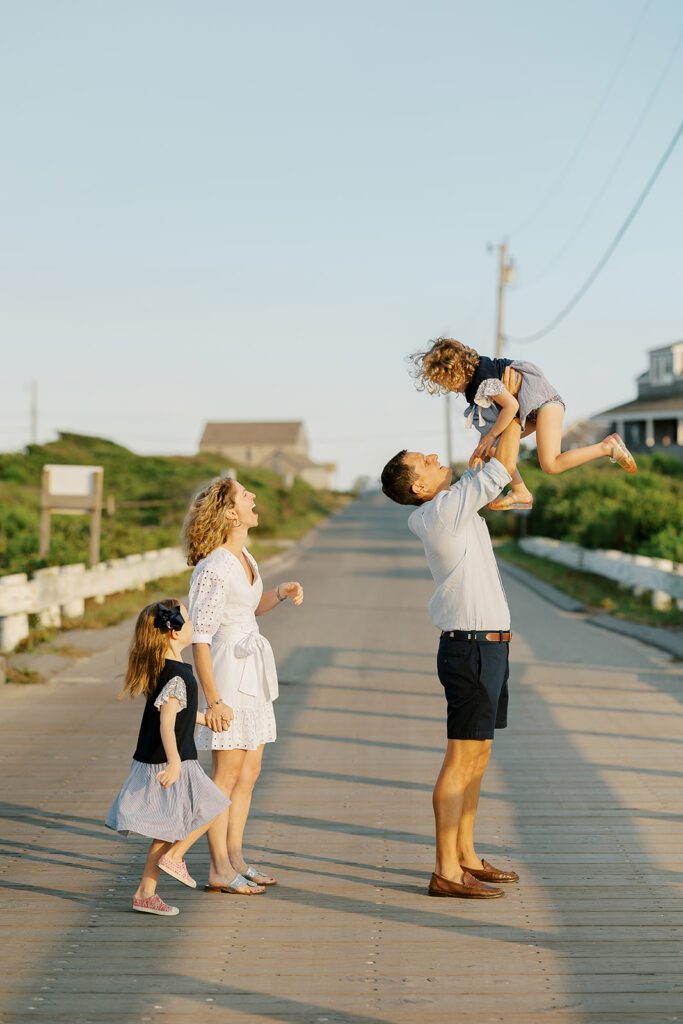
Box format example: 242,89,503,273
233,631,279,701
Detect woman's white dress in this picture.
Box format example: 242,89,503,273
189,547,278,751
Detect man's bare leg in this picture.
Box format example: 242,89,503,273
433,739,491,882
455,740,492,869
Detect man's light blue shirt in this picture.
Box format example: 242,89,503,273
408,459,512,632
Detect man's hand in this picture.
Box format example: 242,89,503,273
468,432,497,469
205,701,233,732
502,366,522,396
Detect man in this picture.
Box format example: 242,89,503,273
380,369,522,899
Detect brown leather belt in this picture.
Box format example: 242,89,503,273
441,630,512,643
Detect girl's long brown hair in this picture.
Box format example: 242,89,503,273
120,599,180,700
183,476,237,566
409,337,480,395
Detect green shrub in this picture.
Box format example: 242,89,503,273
0,433,344,576
480,452,683,561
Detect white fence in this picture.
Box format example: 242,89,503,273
519,537,683,611
0,547,187,653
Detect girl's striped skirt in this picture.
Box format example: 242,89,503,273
105,759,229,842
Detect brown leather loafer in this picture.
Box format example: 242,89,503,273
428,871,504,899
462,859,519,883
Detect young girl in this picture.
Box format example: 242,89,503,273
105,599,231,916
410,337,637,510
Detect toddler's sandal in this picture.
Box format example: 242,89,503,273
609,434,637,474
487,494,533,512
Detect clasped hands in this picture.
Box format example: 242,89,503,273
469,367,521,470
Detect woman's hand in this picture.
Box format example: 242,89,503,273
156,758,181,789
279,581,304,606
469,432,497,469
204,701,233,732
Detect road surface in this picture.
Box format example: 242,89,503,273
1,494,682,1023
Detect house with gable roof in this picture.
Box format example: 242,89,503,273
199,421,336,489
591,340,683,455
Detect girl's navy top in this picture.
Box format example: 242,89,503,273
464,356,513,405
133,659,198,764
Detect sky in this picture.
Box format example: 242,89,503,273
1,0,682,488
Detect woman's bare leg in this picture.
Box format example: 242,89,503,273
535,404,614,475
227,746,275,883
207,749,264,893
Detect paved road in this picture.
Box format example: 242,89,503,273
1,494,682,1024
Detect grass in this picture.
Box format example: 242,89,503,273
5,664,44,685
496,539,683,630
0,431,347,577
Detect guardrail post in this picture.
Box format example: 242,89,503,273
0,574,31,652
59,563,86,619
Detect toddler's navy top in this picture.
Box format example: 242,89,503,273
464,356,513,405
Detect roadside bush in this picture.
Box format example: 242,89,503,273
480,453,683,561
0,433,344,576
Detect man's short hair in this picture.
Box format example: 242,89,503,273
381,450,423,506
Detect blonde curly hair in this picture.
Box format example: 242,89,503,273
183,477,237,566
409,337,480,395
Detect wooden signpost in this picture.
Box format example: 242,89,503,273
39,465,104,566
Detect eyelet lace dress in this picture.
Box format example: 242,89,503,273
189,547,278,751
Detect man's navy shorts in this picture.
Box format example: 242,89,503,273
436,635,509,740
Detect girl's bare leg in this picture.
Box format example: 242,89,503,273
135,839,171,899
535,403,614,474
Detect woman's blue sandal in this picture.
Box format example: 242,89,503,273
244,865,277,886
205,873,267,895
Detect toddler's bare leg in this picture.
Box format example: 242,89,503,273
536,404,614,474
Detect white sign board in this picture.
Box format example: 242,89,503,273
44,465,103,497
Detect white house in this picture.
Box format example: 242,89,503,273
591,341,683,454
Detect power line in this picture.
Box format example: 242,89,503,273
507,117,683,345
509,0,653,238
518,24,683,289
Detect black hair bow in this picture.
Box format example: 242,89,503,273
154,604,185,632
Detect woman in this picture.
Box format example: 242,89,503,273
184,476,304,894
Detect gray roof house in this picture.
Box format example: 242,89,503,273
199,421,336,490
591,341,683,455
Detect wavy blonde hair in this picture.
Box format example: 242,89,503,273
120,599,180,700
183,476,237,566
409,337,480,395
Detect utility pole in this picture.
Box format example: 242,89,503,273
29,380,38,445
444,392,453,466
494,240,515,358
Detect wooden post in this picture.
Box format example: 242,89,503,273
89,469,104,566
39,465,104,566
39,467,51,558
